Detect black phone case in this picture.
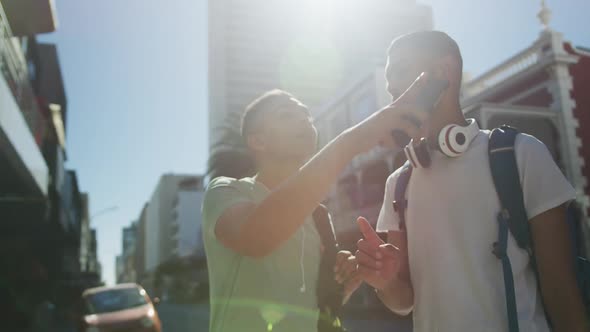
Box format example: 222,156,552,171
391,77,449,147
415,77,449,114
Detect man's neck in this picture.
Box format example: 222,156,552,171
427,101,467,147
255,160,304,190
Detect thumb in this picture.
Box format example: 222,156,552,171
357,217,383,245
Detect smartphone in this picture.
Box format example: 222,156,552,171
391,76,449,147
415,76,449,114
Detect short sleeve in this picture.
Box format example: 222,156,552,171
376,172,401,232
201,177,254,240
515,134,576,220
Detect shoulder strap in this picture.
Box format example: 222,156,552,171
312,204,338,251
312,204,345,331
488,126,529,332
393,162,413,231
488,126,531,250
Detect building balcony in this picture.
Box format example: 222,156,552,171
0,0,58,36
0,5,49,199
461,29,577,105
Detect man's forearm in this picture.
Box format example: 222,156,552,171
239,129,358,257
537,256,588,332
541,275,588,332
530,206,589,332
376,276,414,316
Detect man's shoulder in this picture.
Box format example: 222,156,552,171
203,176,256,211
202,177,257,232
385,165,408,191
514,132,546,151
481,128,547,155
483,128,544,150
206,176,255,191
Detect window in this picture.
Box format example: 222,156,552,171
85,288,147,314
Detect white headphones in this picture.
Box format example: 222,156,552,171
404,118,480,168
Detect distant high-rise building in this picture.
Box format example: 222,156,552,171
115,255,124,284
172,177,205,258
117,222,138,282
208,0,433,152
88,229,101,277
122,222,137,259
134,203,148,280
144,174,201,272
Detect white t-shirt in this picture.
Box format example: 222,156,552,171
377,130,576,332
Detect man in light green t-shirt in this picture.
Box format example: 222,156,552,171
202,83,430,331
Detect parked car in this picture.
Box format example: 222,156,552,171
81,283,161,332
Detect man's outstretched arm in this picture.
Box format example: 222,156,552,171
216,74,431,257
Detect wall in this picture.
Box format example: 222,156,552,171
145,187,161,272
176,190,205,257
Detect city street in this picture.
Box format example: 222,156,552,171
156,303,209,332
156,303,412,332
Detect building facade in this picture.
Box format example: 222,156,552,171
0,1,99,328
144,174,202,272
116,222,138,283
172,177,205,258
461,27,590,232
134,203,148,282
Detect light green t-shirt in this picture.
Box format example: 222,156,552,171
202,176,321,332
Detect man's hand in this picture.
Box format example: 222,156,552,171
355,217,414,314
355,217,406,291
334,250,362,303
349,72,431,153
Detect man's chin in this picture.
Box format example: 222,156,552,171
275,147,316,164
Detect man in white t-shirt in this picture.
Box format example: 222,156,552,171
345,31,588,331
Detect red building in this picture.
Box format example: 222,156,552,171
462,21,590,230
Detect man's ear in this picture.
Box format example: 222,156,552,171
247,133,266,152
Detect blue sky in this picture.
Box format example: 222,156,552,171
39,0,589,286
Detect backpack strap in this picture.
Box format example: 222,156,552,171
312,205,345,332
488,126,530,332
488,126,531,249
313,204,338,251
393,162,413,231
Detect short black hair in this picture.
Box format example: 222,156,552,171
241,89,299,139
388,30,463,69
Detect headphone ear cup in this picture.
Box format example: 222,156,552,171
414,138,431,168
438,119,479,157
404,138,431,168
449,126,470,155
438,124,462,157
404,143,418,168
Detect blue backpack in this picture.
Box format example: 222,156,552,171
393,125,590,332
